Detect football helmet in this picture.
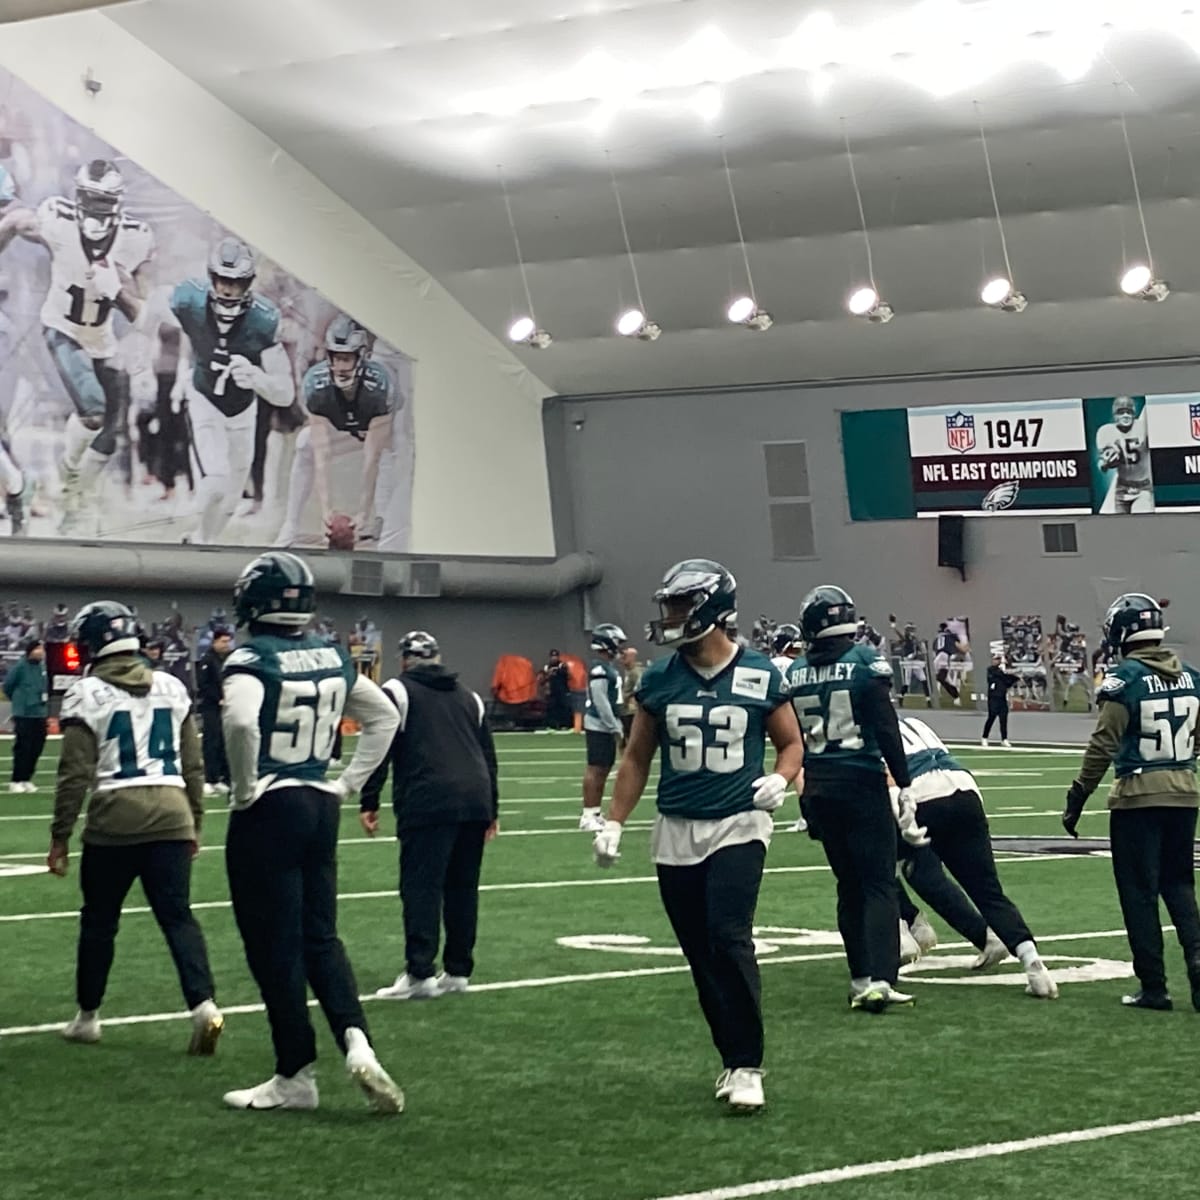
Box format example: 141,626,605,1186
590,623,627,655
649,559,737,646
771,622,802,657
208,237,256,322
233,551,315,628
74,160,124,248
1113,395,1137,433
1103,593,1165,653
399,630,439,660
70,600,140,664
799,585,857,641
325,315,370,389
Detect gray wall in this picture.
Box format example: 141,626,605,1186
550,360,1200,663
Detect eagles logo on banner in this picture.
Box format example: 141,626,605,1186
945,412,976,453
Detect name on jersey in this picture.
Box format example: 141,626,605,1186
1143,672,1196,694
921,459,1079,484
791,662,857,686
277,647,344,673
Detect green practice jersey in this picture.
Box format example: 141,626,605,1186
223,631,356,784
787,642,894,777
583,657,622,733
636,646,787,820
1098,657,1200,779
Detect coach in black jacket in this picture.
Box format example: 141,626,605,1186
361,630,499,1001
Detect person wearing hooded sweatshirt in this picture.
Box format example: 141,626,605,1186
47,601,223,1055
360,630,499,1001
4,636,48,792
1064,593,1200,1012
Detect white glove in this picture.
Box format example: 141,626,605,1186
593,819,623,868
892,787,930,847
230,354,267,394
751,773,788,812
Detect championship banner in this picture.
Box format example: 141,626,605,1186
907,398,1090,516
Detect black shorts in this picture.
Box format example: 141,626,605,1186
585,730,617,769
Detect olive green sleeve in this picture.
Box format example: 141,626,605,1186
51,723,97,844
1078,701,1128,795
179,714,205,833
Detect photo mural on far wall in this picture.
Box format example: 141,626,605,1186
0,68,414,551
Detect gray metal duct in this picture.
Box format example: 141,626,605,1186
1,0,132,22
433,552,602,600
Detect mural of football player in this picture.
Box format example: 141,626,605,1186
0,159,152,535
274,315,401,549
1096,395,1155,514
170,236,295,545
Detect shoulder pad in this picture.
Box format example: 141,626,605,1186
1098,672,1126,697
224,647,261,670
589,664,609,678
867,657,893,678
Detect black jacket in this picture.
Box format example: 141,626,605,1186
987,664,1019,708
195,649,226,709
361,664,499,832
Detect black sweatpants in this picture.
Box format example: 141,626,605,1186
897,843,988,949
982,706,1009,740
226,787,369,1078
1110,806,1200,994
11,715,47,783
918,789,1033,953
399,821,490,979
77,839,214,1013
657,839,766,1070
198,705,229,786
807,775,899,985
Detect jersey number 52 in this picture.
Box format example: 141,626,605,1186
271,677,347,765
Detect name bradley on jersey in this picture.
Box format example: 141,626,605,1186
276,647,344,673
790,662,858,686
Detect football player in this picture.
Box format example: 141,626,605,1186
579,622,627,832
171,237,294,544
0,161,153,534
48,601,224,1053
769,622,802,676
933,621,965,706
593,559,803,1112
1063,594,1200,1010
220,551,404,1114
1096,396,1154,514
274,316,400,549
788,585,927,1012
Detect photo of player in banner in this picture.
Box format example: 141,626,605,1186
0,67,413,549
1084,396,1154,515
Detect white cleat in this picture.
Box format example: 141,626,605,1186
1025,959,1059,999
202,783,217,798
345,1027,404,1115
8,781,24,794
899,919,922,966
1002,739,1013,748
909,914,938,954
980,738,989,748
223,1066,319,1111
214,782,230,796
578,810,606,833
435,973,469,995
851,982,915,1013
787,817,808,834
714,1069,733,1100
22,781,36,793
62,1009,101,1044
188,998,224,1056
971,932,1009,970
374,973,441,1001
725,1068,765,1113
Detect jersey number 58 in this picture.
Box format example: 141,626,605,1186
271,677,347,765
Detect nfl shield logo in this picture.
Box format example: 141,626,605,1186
1190,402,1200,441
945,411,976,453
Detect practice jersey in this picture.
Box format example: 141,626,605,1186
223,631,357,786
171,278,281,417
897,716,977,803
1097,658,1200,779
59,670,191,793
787,642,894,777
771,654,795,676
36,196,154,360
1097,417,1152,498
636,646,787,820
583,657,621,734
302,360,395,439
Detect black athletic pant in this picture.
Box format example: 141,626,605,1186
77,839,214,1013
1110,806,1200,994
656,839,765,1069
898,843,989,949
11,715,47,783
807,775,899,985
227,787,369,1078
399,820,490,979
198,705,229,786
937,669,959,701
982,706,1009,740
918,789,1033,953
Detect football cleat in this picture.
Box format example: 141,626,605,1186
899,920,922,966
851,982,915,1014
1002,739,1013,748
725,1068,765,1113
909,914,938,954
223,1066,319,1111
980,738,988,748
62,1009,101,1044
971,932,1008,970
436,973,469,995
714,1069,733,1100
375,973,441,1001
787,817,808,834
1121,990,1172,1011
188,998,224,1056
8,781,23,794
578,810,607,833
344,1027,404,1115
1024,960,1059,1000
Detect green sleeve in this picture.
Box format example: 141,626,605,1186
51,723,98,844
1078,701,1129,795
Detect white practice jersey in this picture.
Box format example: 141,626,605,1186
36,196,154,359
771,655,795,676
895,716,978,804
60,670,191,793
1096,417,1151,497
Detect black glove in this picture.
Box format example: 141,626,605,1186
1062,780,1088,839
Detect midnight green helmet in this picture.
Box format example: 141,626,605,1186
1103,593,1165,654
590,623,627,655
772,623,803,657
799,585,857,642
649,559,737,646
70,600,141,664
233,552,315,628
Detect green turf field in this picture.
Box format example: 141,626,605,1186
2,734,1198,1200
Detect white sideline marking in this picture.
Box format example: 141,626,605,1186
649,1111,1200,1200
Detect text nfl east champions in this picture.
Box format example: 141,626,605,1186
920,459,1079,483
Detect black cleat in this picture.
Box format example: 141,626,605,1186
1121,990,1173,1011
